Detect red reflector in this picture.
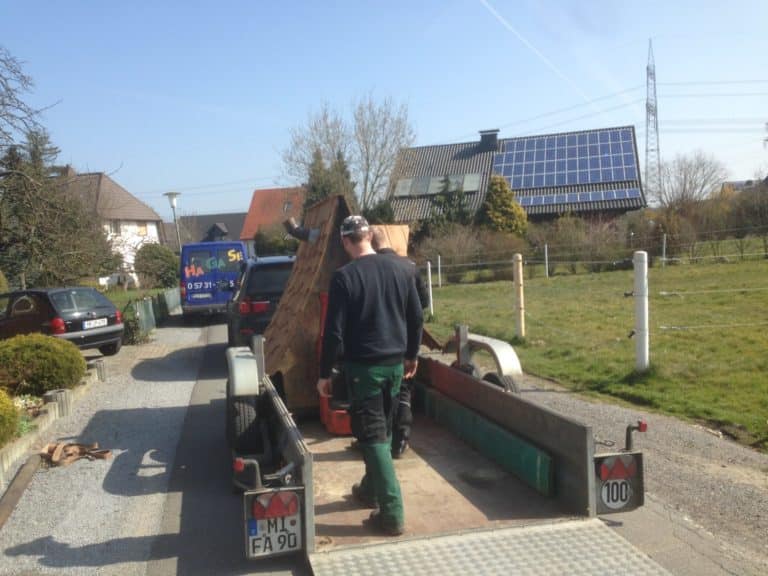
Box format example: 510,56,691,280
250,301,269,314
600,455,638,481
115,310,123,324
51,317,66,335
252,492,299,519
233,458,245,473
638,420,647,432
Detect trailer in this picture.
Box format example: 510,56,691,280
224,195,664,574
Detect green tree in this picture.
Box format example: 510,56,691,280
134,243,179,288
362,198,395,224
422,175,471,237
253,223,299,256
477,174,528,236
0,130,118,288
303,148,358,212
303,149,331,210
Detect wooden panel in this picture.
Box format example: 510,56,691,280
264,195,352,411
370,224,410,256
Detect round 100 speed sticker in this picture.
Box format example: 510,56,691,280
601,479,633,510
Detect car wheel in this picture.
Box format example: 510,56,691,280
99,340,122,356
229,395,262,453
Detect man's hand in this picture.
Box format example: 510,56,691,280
316,377,332,398
404,358,418,379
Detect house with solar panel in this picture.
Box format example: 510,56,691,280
388,126,646,224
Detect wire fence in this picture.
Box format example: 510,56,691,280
420,250,767,427
419,231,768,288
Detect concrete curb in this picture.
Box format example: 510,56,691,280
0,360,104,487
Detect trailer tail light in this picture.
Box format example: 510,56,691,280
239,299,269,315
51,317,67,335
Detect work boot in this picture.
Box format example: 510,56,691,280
351,482,378,508
364,510,404,536
391,437,408,459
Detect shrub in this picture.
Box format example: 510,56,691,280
0,268,8,292
121,304,150,345
134,243,179,288
0,389,19,448
0,334,86,396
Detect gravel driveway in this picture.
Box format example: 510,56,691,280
0,322,205,576
517,371,767,574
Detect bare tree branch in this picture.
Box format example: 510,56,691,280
0,45,41,146
658,151,728,210
352,93,415,209
281,95,415,210
281,102,350,184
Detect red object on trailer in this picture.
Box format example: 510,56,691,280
317,291,352,435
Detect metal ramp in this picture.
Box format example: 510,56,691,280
309,518,669,576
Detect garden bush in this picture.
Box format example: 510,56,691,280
0,389,19,449
134,243,179,288
0,268,8,292
0,334,86,396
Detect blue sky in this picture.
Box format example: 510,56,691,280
2,0,766,221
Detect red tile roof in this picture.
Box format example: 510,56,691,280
240,187,306,240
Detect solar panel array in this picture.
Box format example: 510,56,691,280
492,127,640,192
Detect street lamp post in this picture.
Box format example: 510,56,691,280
163,192,182,252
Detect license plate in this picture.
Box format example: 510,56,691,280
190,293,212,299
83,318,108,329
245,489,303,558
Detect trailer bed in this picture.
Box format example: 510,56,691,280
304,414,566,551
305,415,668,575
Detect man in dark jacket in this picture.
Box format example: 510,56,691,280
371,226,429,458
317,216,423,536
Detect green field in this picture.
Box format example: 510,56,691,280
426,259,768,451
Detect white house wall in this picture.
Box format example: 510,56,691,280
100,220,161,288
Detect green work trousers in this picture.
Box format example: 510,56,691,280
346,361,404,527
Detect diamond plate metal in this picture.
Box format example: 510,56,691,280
309,518,669,576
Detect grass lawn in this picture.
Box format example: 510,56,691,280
426,258,768,451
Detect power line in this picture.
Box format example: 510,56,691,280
660,92,768,98
135,175,279,198
658,80,768,86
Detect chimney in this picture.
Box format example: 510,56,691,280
479,129,500,151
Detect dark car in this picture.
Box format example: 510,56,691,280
226,256,295,347
0,287,124,356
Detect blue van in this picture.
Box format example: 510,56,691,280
180,241,247,318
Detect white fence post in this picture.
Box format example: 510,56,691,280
437,254,442,288
544,243,549,278
427,261,434,317
634,251,649,371
513,253,525,338
661,233,667,269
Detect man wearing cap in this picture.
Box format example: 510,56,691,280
317,215,423,536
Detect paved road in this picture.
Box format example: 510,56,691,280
1,319,765,575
